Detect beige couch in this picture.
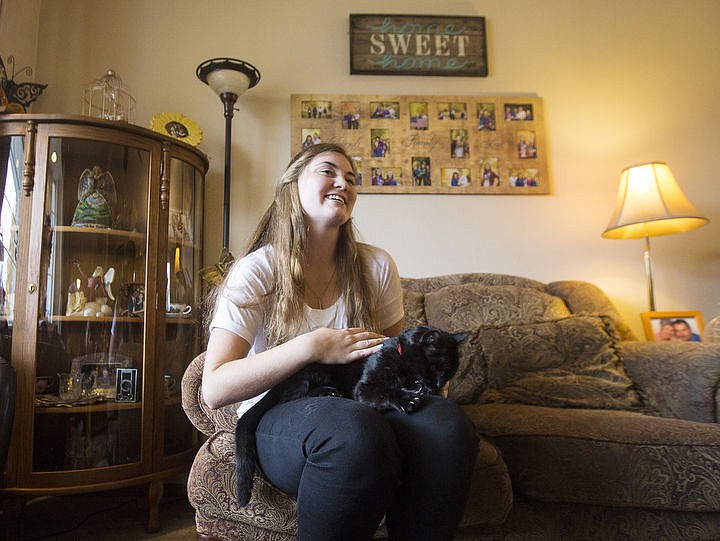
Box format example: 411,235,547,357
182,273,720,540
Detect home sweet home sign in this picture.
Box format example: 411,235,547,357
349,14,488,77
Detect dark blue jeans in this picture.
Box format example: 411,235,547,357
255,395,478,541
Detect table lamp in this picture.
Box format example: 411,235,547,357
196,57,261,284
601,162,709,311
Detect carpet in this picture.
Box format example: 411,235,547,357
15,484,196,540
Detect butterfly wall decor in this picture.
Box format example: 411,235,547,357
0,55,47,113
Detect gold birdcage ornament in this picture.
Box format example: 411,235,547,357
82,69,136,122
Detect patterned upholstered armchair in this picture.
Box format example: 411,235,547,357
183,273,720,540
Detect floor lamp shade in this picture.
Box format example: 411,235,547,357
601,162,709,311
602,162,708,240
196,58,261,101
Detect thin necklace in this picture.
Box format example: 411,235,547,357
305,302,339,331
305,266,337,309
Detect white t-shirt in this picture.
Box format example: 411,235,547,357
210,243,404,417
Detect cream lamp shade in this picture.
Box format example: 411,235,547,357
196,58,261,100
206,68,251,97
602,162,708,239
601,161,709,311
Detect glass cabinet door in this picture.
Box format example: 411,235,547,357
33,136,149,472
1,115,206,518
0,135,22,364
160,156,203,459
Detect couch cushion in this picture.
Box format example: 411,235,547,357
547,280,638,341
619,341,720,423
459,437,514,527
485,315,640,409
424,283,571,333
467,403,720,513
448,327,491,404
401,273,548,296
402,290,428,328
449,315,641,410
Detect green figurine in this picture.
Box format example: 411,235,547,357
71,165,117,228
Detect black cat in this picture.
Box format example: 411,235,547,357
234,325,468,506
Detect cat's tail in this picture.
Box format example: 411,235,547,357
235,416,258,507
234,388,284,507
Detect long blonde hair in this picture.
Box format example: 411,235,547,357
215,143,379,347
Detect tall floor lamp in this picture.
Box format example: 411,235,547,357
196,58,261,284
601,162,709,311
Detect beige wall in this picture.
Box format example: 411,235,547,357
7,0,720,338
0,0,40,69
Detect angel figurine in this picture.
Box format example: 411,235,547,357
71,165,117,228
66,261,116,317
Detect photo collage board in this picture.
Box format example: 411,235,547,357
291,94,549,194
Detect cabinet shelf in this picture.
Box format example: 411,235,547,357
54,225,145,242
51,315,142,323
49,315,196,324
35,400,142,414
34,392,183,416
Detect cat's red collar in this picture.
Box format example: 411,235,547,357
397,343,402,355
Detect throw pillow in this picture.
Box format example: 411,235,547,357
450,315,641,409
447,329,489,404
424,283,571,333
403,290,427,327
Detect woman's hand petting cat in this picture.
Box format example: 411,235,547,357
307,327,386,365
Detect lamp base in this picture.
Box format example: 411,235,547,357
643,235,656,312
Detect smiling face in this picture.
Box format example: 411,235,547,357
298,151,358,229
673,321,693,341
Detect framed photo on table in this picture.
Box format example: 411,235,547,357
641,311,705,342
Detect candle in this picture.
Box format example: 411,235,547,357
166,261,171,312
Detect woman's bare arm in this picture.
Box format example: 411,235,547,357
202,327,387,409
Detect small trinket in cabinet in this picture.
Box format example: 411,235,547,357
121,283,145,316
66,278,87,315
71,165,117,228
66,262,115,317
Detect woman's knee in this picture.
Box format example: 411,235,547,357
391,397,478,462
303,398,402,482
314,400,399,461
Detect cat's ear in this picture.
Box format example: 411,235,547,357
453,331,470,344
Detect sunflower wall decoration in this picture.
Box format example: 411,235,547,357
150,112,202,146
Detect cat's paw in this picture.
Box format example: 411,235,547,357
395,393,424,413
308,386,342,397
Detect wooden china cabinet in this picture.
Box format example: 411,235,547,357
0,114,207,536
